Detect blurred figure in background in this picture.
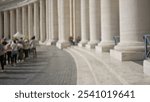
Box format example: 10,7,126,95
0,39,5,72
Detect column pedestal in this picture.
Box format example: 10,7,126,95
144,60,150,76
96,42,115,52
57,41,70,49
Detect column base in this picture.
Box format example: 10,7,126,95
46,40,52,46
56,41,71,49
50,40,57,45
39,41,46,45
96,42,115,53
86,42,98,49
78,41,88,47
144,59,150,76
110,49,145,61
96,45,114,53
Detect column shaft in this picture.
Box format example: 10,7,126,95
34,2,40,40
110,0,150,61
16,8,22,33
49,0,58,45
78,0,89,47
56,0,71,49
73,0,81,42
86,0,101,49
28,4,34,39
45,0,50,45
4,11,10,38
40,0,46,42
22,6,28,38
10,10,16,39
96,0,119,52
0,12,3,38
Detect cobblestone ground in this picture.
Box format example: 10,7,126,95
0,46,77,85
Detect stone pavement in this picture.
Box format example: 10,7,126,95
0,46,77,85
66,46,150,85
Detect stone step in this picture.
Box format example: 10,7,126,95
71,46,150,85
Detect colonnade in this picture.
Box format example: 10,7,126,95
0,0,150,74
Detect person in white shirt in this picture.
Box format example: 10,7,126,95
11,40,18,66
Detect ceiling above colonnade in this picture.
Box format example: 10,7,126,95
0,0,35,11
0,0,24,6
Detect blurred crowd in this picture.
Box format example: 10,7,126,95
0,36,37,72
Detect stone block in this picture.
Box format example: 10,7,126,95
110,49,145,61
144,60,150,76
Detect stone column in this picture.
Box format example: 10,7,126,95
45,0,50,45
10,9,16,39
96,0,119,52
86,0,101,49
49,0,58,45
16,8,22,34
110,0,150,61
0,12,3,38
73,0,81,43
78,0,89,47
4,11,10,39
22,6,28,38
70,0,73,37
56,0,71,49
34,2,40,40
40,0,46,43
28,3,34,40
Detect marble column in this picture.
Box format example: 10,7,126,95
45,0,51,45
78,0,89,47
28,3,34,40
22,6,28,39
110,0,150,61
40,0,46,43
56,0,71,49
49,0,58,45
0,12,3,38
10,9,16,39
4,11,10,39
86,0,101,49
16,8,22,34
34,2,40,40
96,0,119,52
70,0,73,37
73,0,81,42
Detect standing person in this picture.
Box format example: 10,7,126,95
23,39,29,59
17,41,24,62
30,36,37,57
0,40,5,72
11,40,18,66
5,41,12,65
2,38,8,65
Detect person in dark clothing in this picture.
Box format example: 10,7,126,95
0,42,5,72
2,38,8,65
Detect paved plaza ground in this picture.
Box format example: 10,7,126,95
0,46,77,85
0,46,150,85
